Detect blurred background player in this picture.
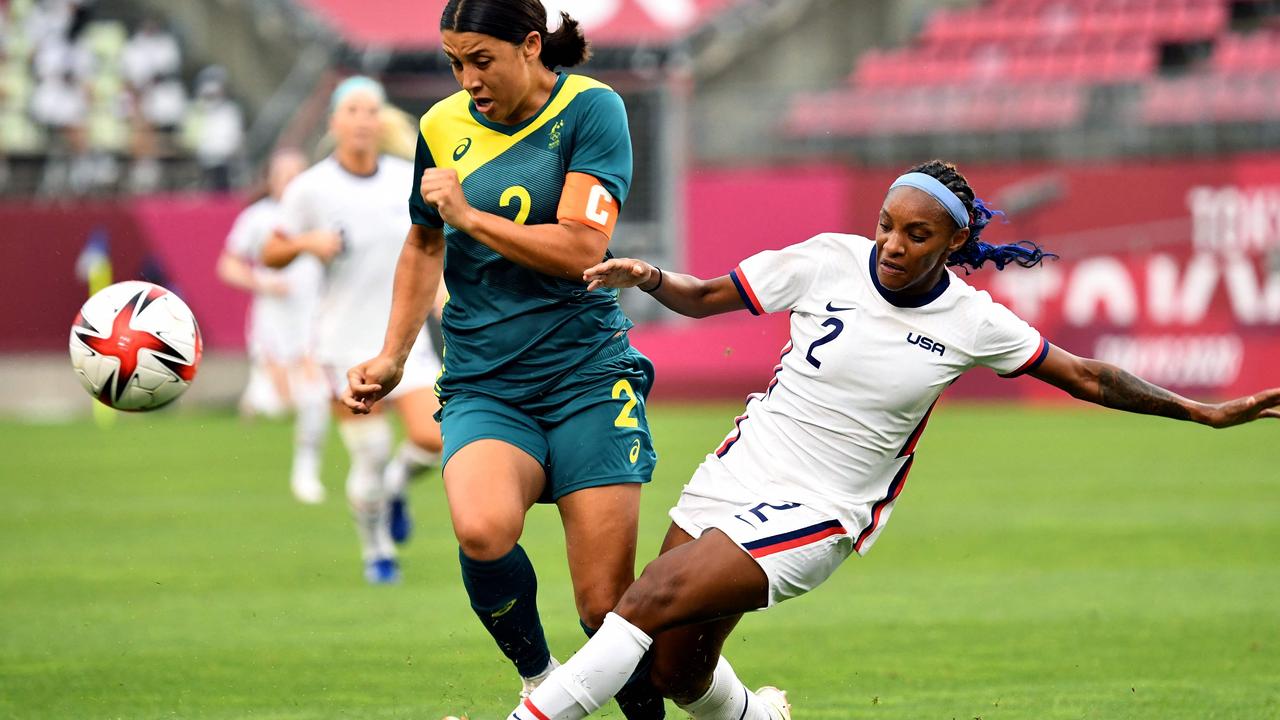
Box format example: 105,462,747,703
511,161,1280,720
263,76,443,585
216,147,330,504
344,1,665,715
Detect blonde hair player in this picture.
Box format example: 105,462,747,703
263,77,444,584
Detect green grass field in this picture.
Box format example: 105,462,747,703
1,404,1277,719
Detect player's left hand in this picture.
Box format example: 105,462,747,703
1200,388,1280,428
421,168,474,231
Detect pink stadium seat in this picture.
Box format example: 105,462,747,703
798,0,1272,140
1213,32,1280,73
782,81,1087,140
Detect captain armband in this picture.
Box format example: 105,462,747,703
557,172,620,238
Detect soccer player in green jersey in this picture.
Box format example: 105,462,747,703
342,1,663,716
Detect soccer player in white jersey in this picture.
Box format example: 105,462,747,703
262,77,444,584
506,160,1280,720
217,148,331,505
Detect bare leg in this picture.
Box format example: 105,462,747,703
557,484,641,628
513,523,769,719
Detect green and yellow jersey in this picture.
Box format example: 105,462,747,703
410,73,634,405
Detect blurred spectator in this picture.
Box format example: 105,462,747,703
139,71,186,130
32,29,91,80
30,34,93,193
181,66,243,191
127,69,187,193
121,16,179,90
122,18,183,194
24,0,73,49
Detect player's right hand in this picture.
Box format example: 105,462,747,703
1199,387,1280,428
342,355,403,414
584,258,654,291
304,230,344,263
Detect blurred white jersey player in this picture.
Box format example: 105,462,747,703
263,77,443,585
216,149,331,505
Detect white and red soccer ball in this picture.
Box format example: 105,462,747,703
69,281,202,411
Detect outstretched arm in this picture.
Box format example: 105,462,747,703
1030,344,1280,429
583,258,748,319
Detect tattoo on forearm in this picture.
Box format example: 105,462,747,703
1097,366,1193,420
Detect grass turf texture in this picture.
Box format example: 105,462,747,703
1,404,1277,719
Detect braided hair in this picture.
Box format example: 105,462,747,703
908,160,1055,272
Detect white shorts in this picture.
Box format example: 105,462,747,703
323,338,442,403
669,458,854,607
246,296,316,364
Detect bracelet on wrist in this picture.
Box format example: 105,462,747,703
642,266,663,293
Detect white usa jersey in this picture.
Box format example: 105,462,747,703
279,154,432,367
711,233,1048,555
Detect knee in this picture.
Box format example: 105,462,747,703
614,566,685,634
453,515,522,561
575,583,628,631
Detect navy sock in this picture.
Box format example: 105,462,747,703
459,545,550,678
582,620,666,719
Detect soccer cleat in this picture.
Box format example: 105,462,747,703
290,467,325,505
520,656,560,699
364,557,400,585
756,686,792,720
389,494,412,544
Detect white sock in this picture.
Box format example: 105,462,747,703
339,417,394,562
383,441,441,498
511,612,652,720
678,656,772,720
242,363,286,417
291,379,330,482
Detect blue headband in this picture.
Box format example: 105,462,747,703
890,173,970,229
331,76,385,110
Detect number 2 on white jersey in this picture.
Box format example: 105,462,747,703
805,318,844,369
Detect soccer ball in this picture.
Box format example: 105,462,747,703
69,281,203,411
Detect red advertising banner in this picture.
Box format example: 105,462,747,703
0,196,248,353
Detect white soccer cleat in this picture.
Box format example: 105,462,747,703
290,468,326,505
520,656,560,699
756,686,792,720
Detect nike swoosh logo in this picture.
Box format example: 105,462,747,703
826,302,856,312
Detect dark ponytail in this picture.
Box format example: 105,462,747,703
907,159,1056,272
441,0,592,69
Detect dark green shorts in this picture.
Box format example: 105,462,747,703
439,344,657,503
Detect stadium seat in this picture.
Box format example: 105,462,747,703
90,70,124,107
83,21,128,65
87,108,128,153
0,60,32,110
0,110,46,154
